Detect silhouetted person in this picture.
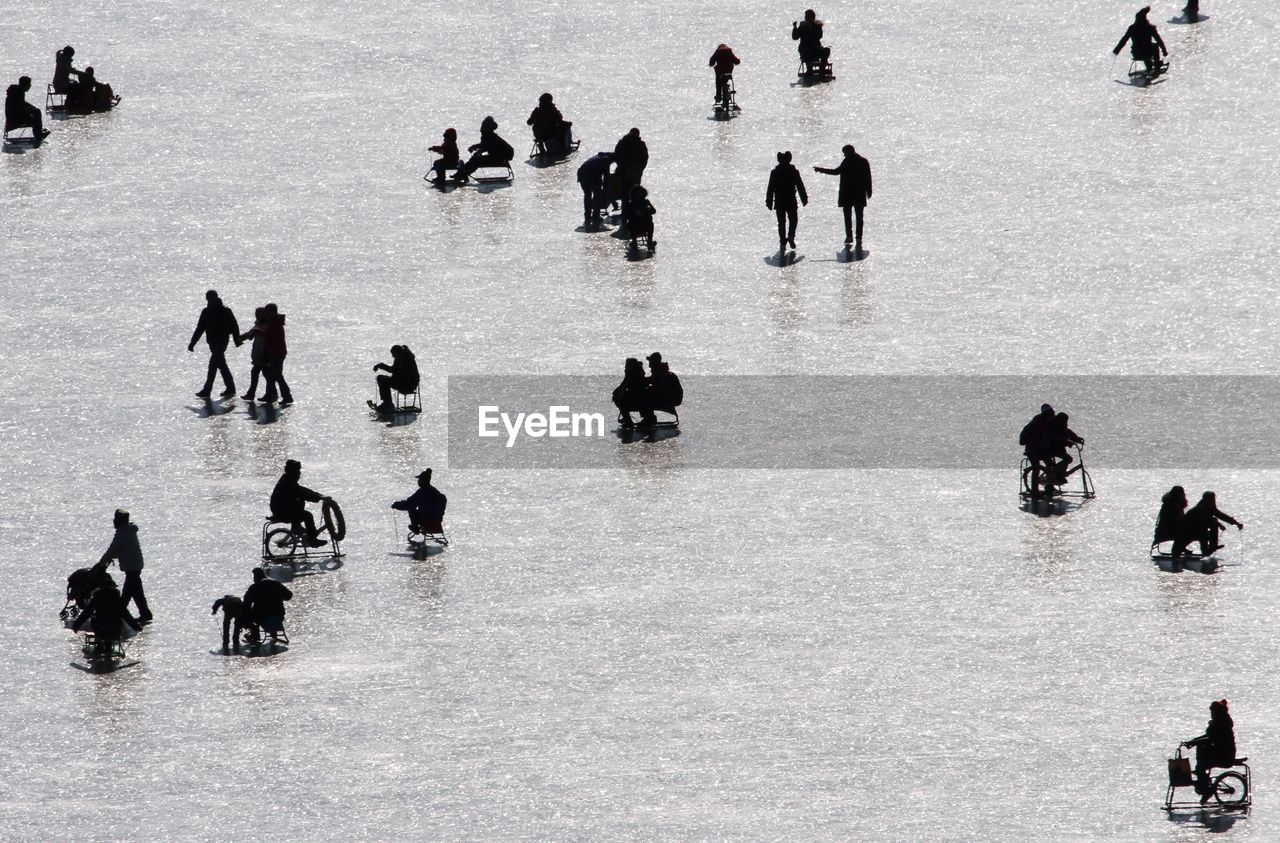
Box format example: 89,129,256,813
612,357,648,428
1113,6,1168,75
1183,1,1200,21
527,92,572,156
709,43,741,103
52,45,84,96
1174,491,1242,558
188,289,242,399
644,352,683,426
270,460,331,547
1183,700,1237,804
66,65,115,111
99,509,152,625
211,594,248,653
238,307,267,400
453,116,514,183
242,303,292,404
1048,412,1084,485
372,344,420,413
5,76,47,142
766,151,808,252
576,151,614,228
65,559,120,619
72,580,137,660
814,144,872,252
792,9,830,71
428,128,459,183
1019,404,1057,499
613,128,649,220
242,568,292,645
623,185,656,251
392,469,448,534
1154,486,1188,545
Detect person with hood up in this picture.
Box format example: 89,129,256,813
453,116,515,183
792,9,830,72
623,185,656,252
242,568,292,646
188,289,242,399
527,93,572,156
371,344,420,413
98,509,152,625
613,128,649,220
709,44,741,104
766,151,809,253
1173,491,1242,558
72,579,138,661
1113,6,1168,75
1153,485,1188,546
644,352,683,426
1019,404,1057,499
428,128,460,184
270,460,331,547
1182,700,1238,804
392,469,448,534
576,151,614,229
814,143,872,253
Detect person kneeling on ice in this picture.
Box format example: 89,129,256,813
1182,700,1237,805
623,185,656,250
1113,6,1168,75
72,579,137,661
452,116,514,183
371,344,420,413
242,568,292,646
1173,491,1241,559
211,594,249,653
270,459,332,547
1153,485,1188,546
391,468,448,535
428,128,459,183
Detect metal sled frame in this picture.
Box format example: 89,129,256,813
261,516,344,563
1019,445,1095,502
424,155,459,184
529,134,581,159
45,84,67,112
2,125,39,145
713,75,742,117
81,632,127,665
469,163,515,184
797,59,835,81
618,407,679,429
1150,539,1213,563
373,386,422,415
1165,748,1250,812
408,527,449,559
1129,59,1168,79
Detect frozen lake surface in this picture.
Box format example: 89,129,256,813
4,0,1280,839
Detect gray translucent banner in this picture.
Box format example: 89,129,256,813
446,376,1279,469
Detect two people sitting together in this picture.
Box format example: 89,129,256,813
1019,404,1085,498
1154,487,1242,558
612,352,683,428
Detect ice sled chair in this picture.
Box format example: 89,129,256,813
45,84,67,112
1019,444,1094,502
261,500,346,563
797,54,834,81
1164,745,1250,811
407,518,449,559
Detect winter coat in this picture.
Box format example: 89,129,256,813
102,523,144,572
613,134,649,181
264,313,287,358
709,46,741,75
577,153,613,188
526,103,564,142
393,485,448,522
817,154,873,208
270,474,321,519
244,579,292,622
1114,20,1166,57
189,299,241,350
474,128,514,163
767,163,808,210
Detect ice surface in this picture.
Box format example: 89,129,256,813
3,0,1280,839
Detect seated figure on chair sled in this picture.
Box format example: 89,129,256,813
372,344,420,414
1113,6,1168,76
392,469,448,551
527,93,574,157
453,116,514,183
613,353,683,428
270,460,332,548
793,9,832,76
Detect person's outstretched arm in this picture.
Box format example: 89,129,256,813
813,165,838,175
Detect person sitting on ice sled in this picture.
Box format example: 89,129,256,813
1172,491,1241,559
1113,6,1168,75
72,579,138,661
452,116,514,183
392,468,447,535
371,344,420,413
